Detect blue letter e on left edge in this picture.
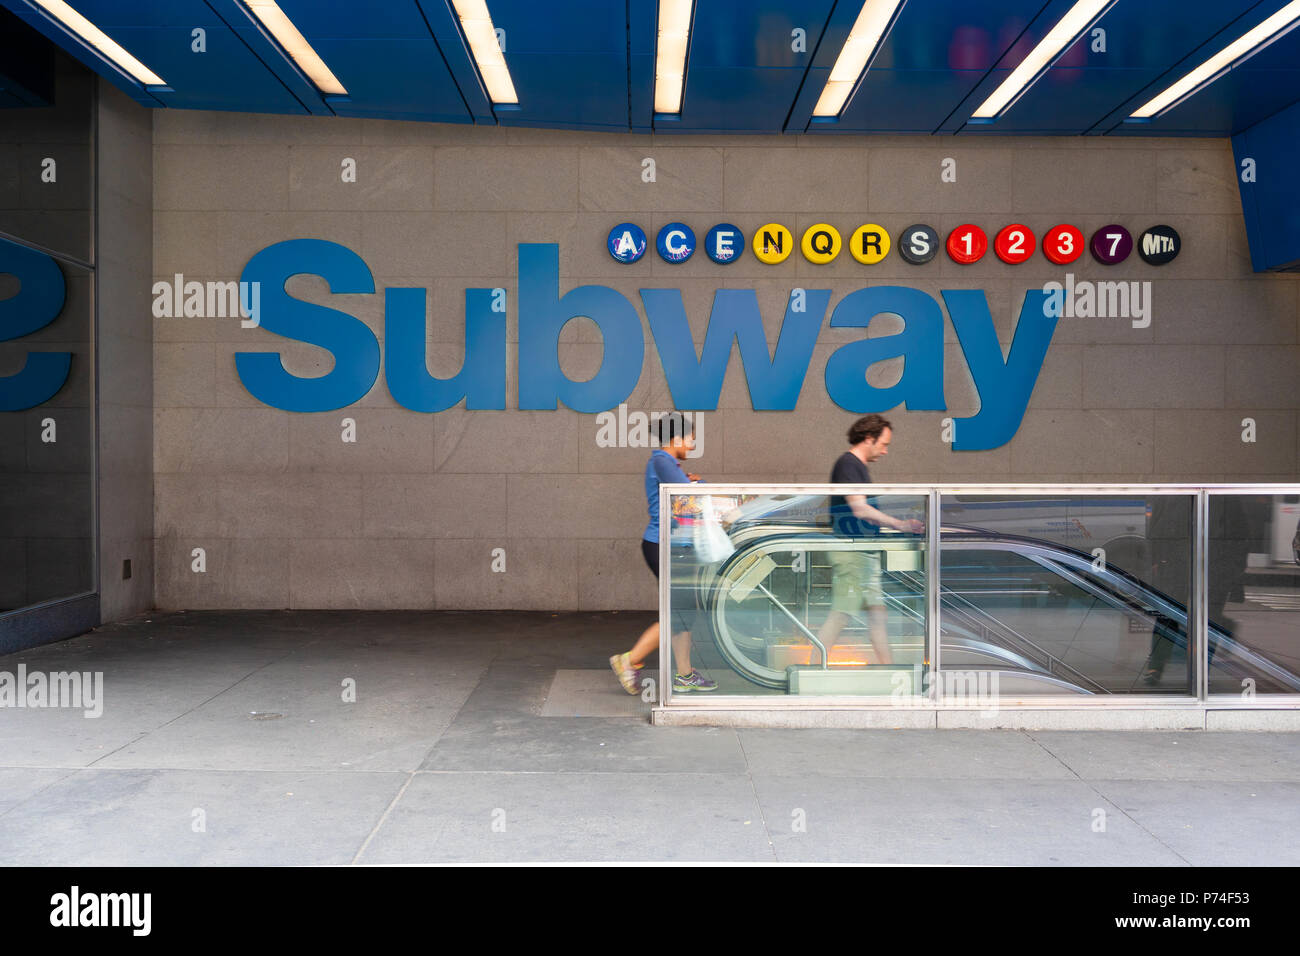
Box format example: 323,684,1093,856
0,237,71,411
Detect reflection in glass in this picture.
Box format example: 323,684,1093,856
939,494,1196,695
665,490,1300,701
668,491,928,696
1208,494,1300,695
0,253,94,611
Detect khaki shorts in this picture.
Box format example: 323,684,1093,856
828,549,883,612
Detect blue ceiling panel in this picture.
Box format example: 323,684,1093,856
272,0,470,122
1097,0,1300,136
670,0,835,132
202,0,331,114
303,37,472,122
496,57,630,130
807,69,988,133
485,0,629,130
55,0,311,114
415,0,493,122
2,0,1300,141
945,0,1261,134
628,0,656,132
802,0,1048,134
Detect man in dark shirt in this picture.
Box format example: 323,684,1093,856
817,414,923,666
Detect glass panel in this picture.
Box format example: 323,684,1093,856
0,42,96,615
666,489,928,697
0,244,94,610
0,50,95,263
1207,494,1300,696
938,494,1196,695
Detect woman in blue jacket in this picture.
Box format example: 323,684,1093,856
610,414,717,694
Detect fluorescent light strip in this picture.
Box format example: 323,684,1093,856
654,0,693,114
244,0,347,96
31,0,165,86
972,0,1111,119
1131,0,1300,118
450,0,517,105
812,0,905,117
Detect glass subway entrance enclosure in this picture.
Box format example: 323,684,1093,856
659,485,1300,707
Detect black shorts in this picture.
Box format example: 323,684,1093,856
642,538,699,634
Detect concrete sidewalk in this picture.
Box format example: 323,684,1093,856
1,610,1297,865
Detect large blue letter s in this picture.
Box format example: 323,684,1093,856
0,237,71,411
236,239,379,412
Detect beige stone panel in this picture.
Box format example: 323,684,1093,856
277,472,365,538
153,109,365,146
154,407,288,473
1009,410,1154,477
154,144,289,211
289,146,434,212
153,342,215,407
289,538,435,609
359,472,508,539
1154,410,1297,478
867,148,1014,214
436,146,578,211
1025,343,1084,411
153,536,290,610
361,210,507,277
361,117,503,146
217,210,368,280
433,407,580,473
1081,345,1224,409
579,146,723,212
433,538,578,609
1224,346,1300,408
1152,279,1296,344
154,473,285,539
723,149,869,212
153,210,221,278
1156,147,1240,215
578,539,657,611
287,408,434,473
1011,148,1157,215
100,473,153,543
505,474,647,539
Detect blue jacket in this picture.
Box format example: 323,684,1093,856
643,450,691,544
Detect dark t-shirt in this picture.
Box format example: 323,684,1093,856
828,451,877,537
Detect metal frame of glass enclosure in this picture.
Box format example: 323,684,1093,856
657,483,1300,713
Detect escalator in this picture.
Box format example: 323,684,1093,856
696,524,1300,696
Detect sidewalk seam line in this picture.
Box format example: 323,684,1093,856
1021,729,1194,865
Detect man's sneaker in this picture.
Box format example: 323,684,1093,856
673,670,717,692
610,653,641,695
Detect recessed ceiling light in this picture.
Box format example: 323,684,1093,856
654,0,694,115
31,0,165,87
243,0,347,96
971,0,1114,120
450,0,518,105
1130,0,1300,118
812,0,906,118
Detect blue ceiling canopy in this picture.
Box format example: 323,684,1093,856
2,0,1298,136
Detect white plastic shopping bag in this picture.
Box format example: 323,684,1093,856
693,495,736,564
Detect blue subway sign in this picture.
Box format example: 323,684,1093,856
234,240,1059,451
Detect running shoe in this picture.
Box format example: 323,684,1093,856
610,653,641,695
673,670,717,692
